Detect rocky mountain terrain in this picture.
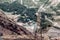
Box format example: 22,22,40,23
0,10,35,40
0,0,60,40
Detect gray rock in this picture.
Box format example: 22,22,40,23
47,27,60,38
0,37,3,40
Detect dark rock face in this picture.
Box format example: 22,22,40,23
0,10,32,35
0,32,3,36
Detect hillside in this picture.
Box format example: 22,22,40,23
0,10,35,40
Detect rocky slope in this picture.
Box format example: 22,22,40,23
0,10,32,36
